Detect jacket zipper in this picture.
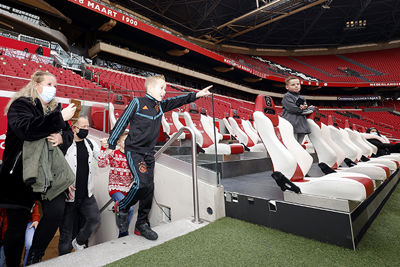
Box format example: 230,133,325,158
10,151,22,174
41,165,50,193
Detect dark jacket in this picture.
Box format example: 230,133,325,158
23,139,75,200
281,91,310,134
0,97,73,210
108,93,197,153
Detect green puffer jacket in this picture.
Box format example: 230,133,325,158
23,139,75,201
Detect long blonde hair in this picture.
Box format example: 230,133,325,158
4,70,58,114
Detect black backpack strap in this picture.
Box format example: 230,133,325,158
86,138,94,151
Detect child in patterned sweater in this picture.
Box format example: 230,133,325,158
99,131,134,237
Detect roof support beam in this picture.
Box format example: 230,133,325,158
217,0,282,30
193,0,222,29
214,0,326,44
296,8,326,45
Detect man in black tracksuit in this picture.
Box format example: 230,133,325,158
108,75,211,240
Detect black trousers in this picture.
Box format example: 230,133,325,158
5,193,65,266
4,208,31,267
119,151,155,227
58,196,100,255
29,193,65,259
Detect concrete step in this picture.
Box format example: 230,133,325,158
35,219,208,267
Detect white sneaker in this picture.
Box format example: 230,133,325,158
72,238,85,251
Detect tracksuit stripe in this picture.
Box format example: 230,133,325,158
119,151,140,210
109,99,138,145
136,112,154,120
161,94,187,103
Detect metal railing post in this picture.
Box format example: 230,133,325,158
189,127,201,224
103,106,107,133
100,126,203,223
154,126,202,224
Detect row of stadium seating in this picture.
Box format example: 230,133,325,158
86,64,256,119
219,47,400,83
1,52,399,139
318,110,399,138
156,94,399,202
0,55,109,103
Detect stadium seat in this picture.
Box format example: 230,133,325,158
183,103,244,155
253,95,374,202
222,112,236,139
325,116,397,172
306,111,391,180
228,109,265,152
161,111,185,140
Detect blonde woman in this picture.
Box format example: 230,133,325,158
0,71,76,266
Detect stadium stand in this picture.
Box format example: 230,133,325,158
215,48,400,84
1,2,400,263
0,49,107,102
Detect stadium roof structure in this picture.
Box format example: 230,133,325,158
110,0,400,51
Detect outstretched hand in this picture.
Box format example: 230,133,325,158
196,85,213,98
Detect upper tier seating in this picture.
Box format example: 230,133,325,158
344,48,400,82
2,53,399,140
218,48,400,84
87,64,256,120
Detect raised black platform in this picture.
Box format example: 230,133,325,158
156,141,399,249
223,169,400,249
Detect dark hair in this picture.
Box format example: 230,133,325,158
366,127,380,136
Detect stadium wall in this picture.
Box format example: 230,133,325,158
0,36,50,57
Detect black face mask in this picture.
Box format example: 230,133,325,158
76,129,89,139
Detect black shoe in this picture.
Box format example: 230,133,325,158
114,201,129,233
134,223,158,240
26,249,44,266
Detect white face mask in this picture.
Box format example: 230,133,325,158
371,132,378,135
39,86,56,103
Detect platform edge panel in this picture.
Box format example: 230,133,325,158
283,191,360,212
351,170,400,247
224,169,400,249
224,193,355,249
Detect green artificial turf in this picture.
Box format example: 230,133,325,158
109,185,400,267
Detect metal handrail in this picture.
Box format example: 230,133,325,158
154,126,202,224
100,126,202,224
